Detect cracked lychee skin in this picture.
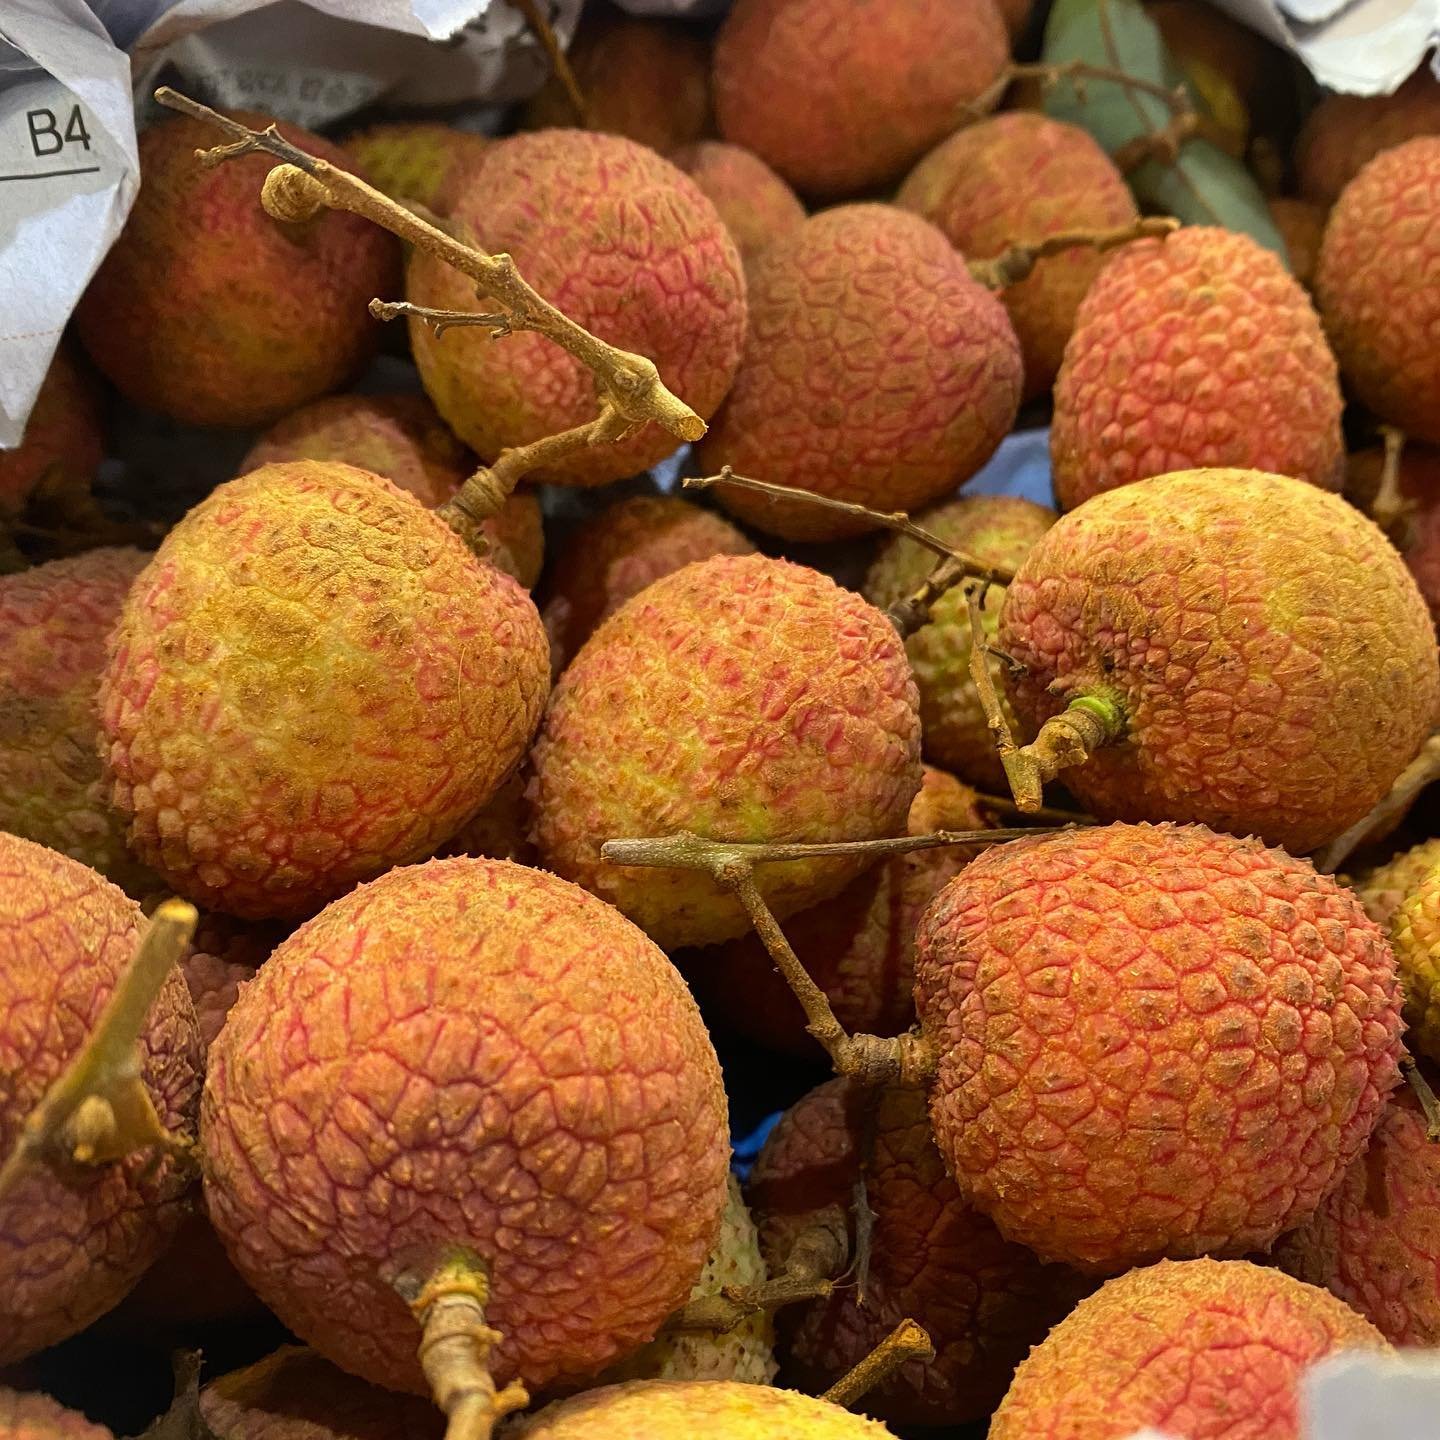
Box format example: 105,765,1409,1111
99,461,549,920
713,0,1008,199
0,1390,113,1440
690,768,988,1057
0,549,154,894
75,113,399,430
1051,229,1344,509
202,858,730,1394
408,130,745,487
540,496,755,672
915,822,1405,1273
1317,137,1440,445
671,142,805,270
696,206,1022,542
1349,445,1440,625
0,834,202,1365
990,1258,1387,1440
863,495,1056,790
0,345,103,519
900,114,1140,399
1274,1091,1440,1345
1356,838,1440,927
238,394,543,587
998,469,1439,854
1297,68,1440,207
530,553,922,949
515,1381,894,1439
1388,863,1440,1063
341,124,489,212
749,1080,1088,1425
200,1348,440,1440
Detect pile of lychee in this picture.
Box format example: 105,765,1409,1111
6,2,1440,1439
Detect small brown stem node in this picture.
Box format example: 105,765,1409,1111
822,1319,935,1410
260,163,327,223
1003,694,1126,815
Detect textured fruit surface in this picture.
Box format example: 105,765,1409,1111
341,124,489,211
990,1258,1387,1440
1348,444,1440,624
690,768,988,1055
713,0,1008,197
238,394,542,587
515,1380,894,1438
1298,68,1440,206
0,548,154,893
1275,1091,1440,1345
696,206,1021,541
1356,837,1440,926
0,345,103,518
1389,863,1440,1062
749,1080,1087,1425
1051,229,1343,508
671,142,805,269
181,913,283,1051
1269,196,1326,290
75,113,399,429
998,469,1439,854
540,495,755,670
1317,137,1440,444
202,858,730,1393
531,554,922,949
100,462,549,919
0,1389,113,1440
915,823,1404,1272
408,130,744,486
600,1176,776,1385
0,834,202,1364
201,1347,440,1440
904,114,1139,397
863,495,1056,789
439,768,535,864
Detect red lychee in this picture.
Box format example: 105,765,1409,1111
0,345,103,520
671,142,805,270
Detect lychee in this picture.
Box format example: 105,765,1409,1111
1316,137,1440,444
540,495,755,671
915,822,1404,1272
342,124,490,212
712,0,1009,198
239,393,543,587
407,130,745,487
863,495,1056,790
530,553,922,949
1269,196,1326,289
99,461,550,919
989,1258,1387,1440
0,834,202,1364
1356,837,1440,927
439,768,536,865
695,206,1022,542
1051,229,1344,509
75,112,400,429
671,142,805,270
0,345,103,520
997,469,1438,854
1387,861,1440,1062
0,1391,112,1440
201,857,730,1394
1347,443,1440,625
180,912,283,1052
748,1079,1087,1424
900,114,1139,397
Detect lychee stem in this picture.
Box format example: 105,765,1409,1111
1402,1054,1440,1143
968,216,1178,291
1004,694,1128,815
822,1319,935,1410
1315,731,1440,874
0,898,197,1201
1364,425,1417,547
965,57,1195,132
511,0,594,128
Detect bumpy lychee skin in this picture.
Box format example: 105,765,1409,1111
0,345,103,519
181,913,283,1052
515,1381,893,1439
915,822,1404,1273
713,0,1008,198
902,114,1139,398
696,206,1022,542
1357,837,1440,927
0,549,153,893
202,858,730,1394
1051,229,1344,508
1274,1091,1440,1345
990,1258,1387,1440
408,130,745,487
540,495,755,671
0,834,202,1365
1388,863,1440,1063
0,1390,113,1440
998,469,1439,854
341,124,489,212
863,495,1056,790
75,113,399,430
671,142,805,269
749,1080,1087,1425
1317,137,1440,444
691,768,988,1056
238,394,543,587
201,1348,440,1440
1269,196,1326,290
530,553,922,949
100,462,549,920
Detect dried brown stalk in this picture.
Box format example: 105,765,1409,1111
968,216,1178,290
1402,1054,1440,1143
1113,110,1201,170
965,58,1192,123
823,1319,935,1409
511,0,594,127
1315,731,1440,874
